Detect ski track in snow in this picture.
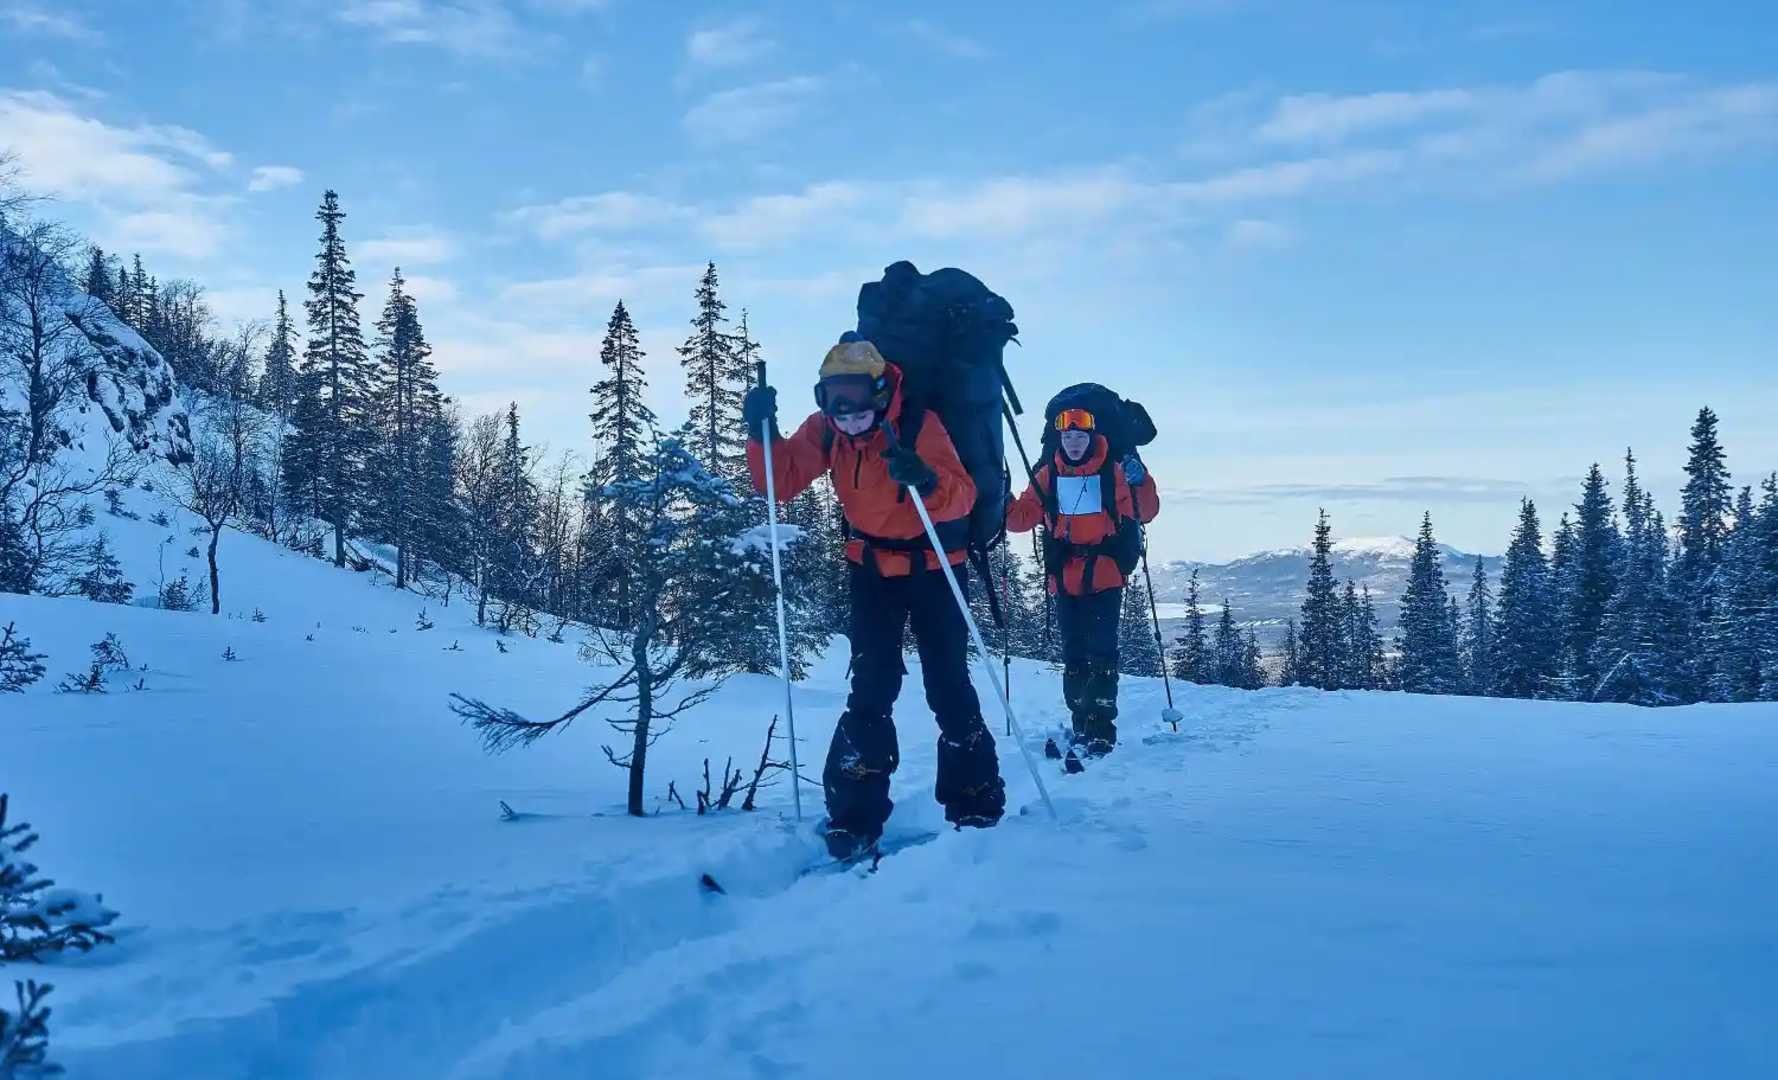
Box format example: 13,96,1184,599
6,495,1778,1078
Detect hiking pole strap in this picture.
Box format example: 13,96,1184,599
757,360,803,822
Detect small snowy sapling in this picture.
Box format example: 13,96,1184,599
415,609,434,632
0,980,62,1078
0,625,47,694
55,635,130,694
1,794,119,962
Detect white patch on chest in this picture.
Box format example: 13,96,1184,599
1054,474,1104,516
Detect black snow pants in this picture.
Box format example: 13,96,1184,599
1056,586,1122,753
824,560,1007,841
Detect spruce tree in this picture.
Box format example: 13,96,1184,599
1495,499,1556,698
1462,554,1495,695
1171,568,1209,683
1336,581,1361,688
1564,464,1620,689
82,246,113,305
1297,510,1341,690
492,403,539,627
1706,487,1765,701
1754,476,1778,702
1593,450,1675,703
291,191,372,566
678,263,747,486
258,290,299,416
1210,601,1241,686
1118,583,1164,677
1546,512,1582,698
280,361,327,528
1357,586,1386,689
72,534,132,604
586,301,657,628
1240,629,1266,690
366,269,439,589
1279,619,1301,686
114,264,134,326
417,402,463,590
1677,407,1733,583
1396,513,1460,694
1676,406,1732,697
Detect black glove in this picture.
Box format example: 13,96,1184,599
884,445,938,496
741,385,778,438
1122,452,1147,485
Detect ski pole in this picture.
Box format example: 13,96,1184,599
889,425,1057,822
1139,535,1182,732
755,361,803,823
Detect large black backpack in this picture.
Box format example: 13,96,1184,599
853,261,1018,551
1038,383,1156,587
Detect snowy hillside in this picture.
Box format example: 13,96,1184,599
1151,535,1504,632
6,517,1778,1077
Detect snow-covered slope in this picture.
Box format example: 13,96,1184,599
6,522,1777,1078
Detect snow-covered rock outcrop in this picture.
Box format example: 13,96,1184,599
0,224,191,467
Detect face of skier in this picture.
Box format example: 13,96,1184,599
1059,429,1092,462
833,409,876,437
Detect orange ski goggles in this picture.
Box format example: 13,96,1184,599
1053,408,1096,432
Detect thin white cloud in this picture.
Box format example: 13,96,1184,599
1,3,102,42
701,182,869,251
247,165,305,192
360,226,458,264
903,19,992,61
1518,82,1778,181
685,17,775,69
111,201,232,260
683,76,825,144
1224,218,1292,251
498,264,699,313
1123,0,1245,23
1170,151,1403,202
899,172,1146,239
0,90,239,258
1258,89,1478,144
501,192,691,240
402,274,460,306
338,0,530,59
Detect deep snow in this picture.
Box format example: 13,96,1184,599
5,513,1778,1078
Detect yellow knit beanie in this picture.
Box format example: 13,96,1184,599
819,339,887,380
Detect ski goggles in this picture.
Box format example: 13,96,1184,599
1053,408,1096,432
814,373,888,417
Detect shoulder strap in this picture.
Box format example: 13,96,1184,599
898,403,927,450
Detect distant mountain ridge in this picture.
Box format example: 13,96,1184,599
1148,536,1503,637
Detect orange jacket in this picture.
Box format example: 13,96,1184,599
1006,435,1160,595
747,364,976,577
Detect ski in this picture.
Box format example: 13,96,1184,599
699,830,943,896
798,830,943,879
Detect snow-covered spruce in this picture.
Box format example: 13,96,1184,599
0,980,62,1078
0,623,46,693
453,429,776,817
0,795,118,962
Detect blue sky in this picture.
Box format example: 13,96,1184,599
3,0,1776,561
